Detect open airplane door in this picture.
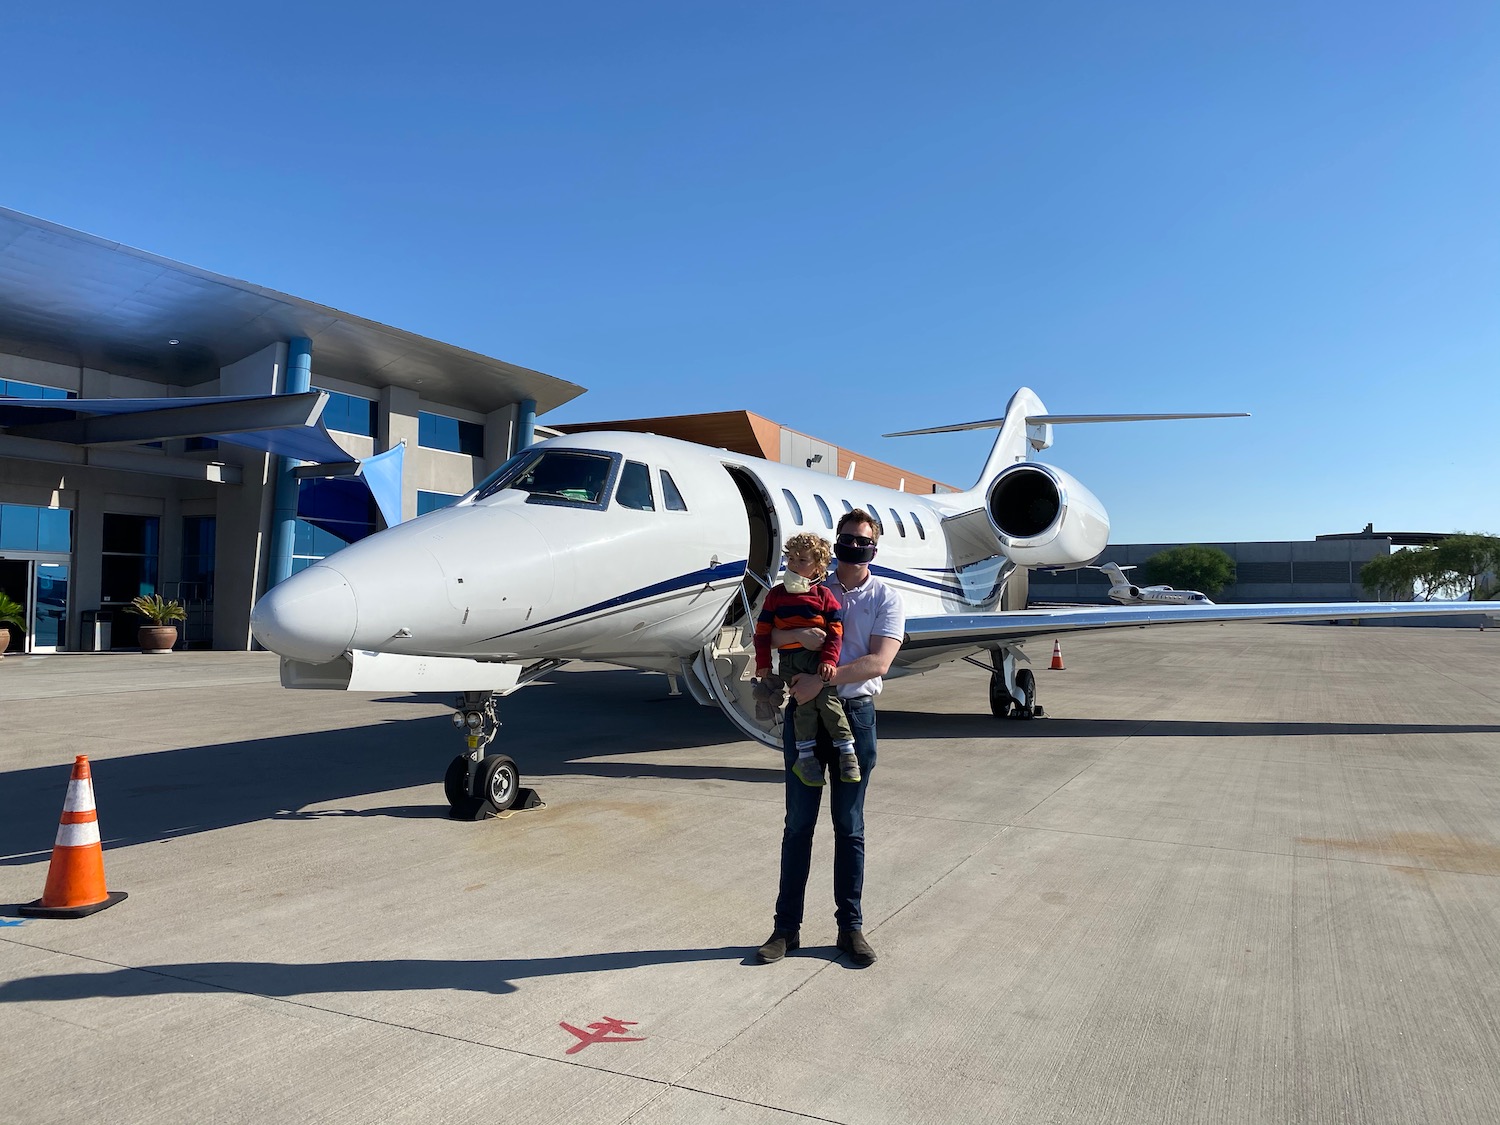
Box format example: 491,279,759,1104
684,462,786,749
693,617,784,748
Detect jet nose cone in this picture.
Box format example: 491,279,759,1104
250,565,357,663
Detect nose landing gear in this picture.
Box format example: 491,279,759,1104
443,690,538,819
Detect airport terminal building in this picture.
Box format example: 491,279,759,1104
0,207,584,653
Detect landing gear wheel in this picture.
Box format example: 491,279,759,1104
476,754,520,814
1011,668,1037,720
989,674,1013,718
444,755,484,819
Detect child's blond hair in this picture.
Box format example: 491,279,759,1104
783,532,832,577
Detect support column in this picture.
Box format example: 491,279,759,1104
267,337,313,588
518,398,537,450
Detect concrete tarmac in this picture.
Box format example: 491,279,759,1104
3,622,1499,1124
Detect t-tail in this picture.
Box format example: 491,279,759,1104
885,388,1249,572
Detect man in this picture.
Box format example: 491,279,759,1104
756,508,905,968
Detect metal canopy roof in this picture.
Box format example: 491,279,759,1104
0,207,585,416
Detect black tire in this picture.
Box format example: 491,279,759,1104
989,673,1013,718
476,754,520,814
1013,668,1037,720
444,755,484,819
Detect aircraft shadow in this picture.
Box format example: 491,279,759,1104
0,670,770,865
878,711,1500,740
0,947,760,1002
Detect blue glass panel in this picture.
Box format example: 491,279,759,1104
38,508,71,552
419,412,482,455
417,491,459,515
457,420,484,456
34,564,67,648
0,504,40,551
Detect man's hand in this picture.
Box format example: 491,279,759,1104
772,626,826,650
788,673,824,705
754,667,771,681
818,662,836,682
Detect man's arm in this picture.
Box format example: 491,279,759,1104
788,634,902,703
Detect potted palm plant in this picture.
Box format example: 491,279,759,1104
0,591,24,658
126,594,186,653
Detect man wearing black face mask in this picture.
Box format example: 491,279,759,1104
756,508,905,968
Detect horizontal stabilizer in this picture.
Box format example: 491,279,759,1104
885,412,1247,437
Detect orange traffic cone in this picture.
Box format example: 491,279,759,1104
20,755,127,918
1049,640,1065,670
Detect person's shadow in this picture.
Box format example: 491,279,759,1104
0,946,765,1002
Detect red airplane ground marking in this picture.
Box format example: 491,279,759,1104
559,1016,645,1055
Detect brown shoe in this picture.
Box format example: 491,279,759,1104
756,931,800,963
836,929,876,966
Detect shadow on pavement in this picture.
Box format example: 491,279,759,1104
0,947,751,1000
0,669,777,865
879,711,1500,740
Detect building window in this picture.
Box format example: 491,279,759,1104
419,411,484,456
417,491,461,516
315,387,378,437
100,514,160,604
813,495,834,529
617,461,655,510
660,470,688,511
180,516,216,598
782,490,804,526
0,378,75,400
0,504,71,552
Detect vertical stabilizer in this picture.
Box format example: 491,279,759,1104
969,387,1048,494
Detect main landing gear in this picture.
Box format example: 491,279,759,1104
443,690,541,819
973,646,1043,721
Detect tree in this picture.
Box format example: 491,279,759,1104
1142,545,1236,596
1361,534,1500,601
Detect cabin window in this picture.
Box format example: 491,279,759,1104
839,499,853,513
617,461,655,510
910,512,926,540
813,494,834,529
660,470,688,511
782,489,804,526
865,506,883,534
476,449,616,508
888,508,906,537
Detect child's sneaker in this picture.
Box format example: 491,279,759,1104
792,755,825,788
838,751,861,783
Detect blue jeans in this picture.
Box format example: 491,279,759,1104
773,694,877,935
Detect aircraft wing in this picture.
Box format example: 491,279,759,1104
897,601,1499,666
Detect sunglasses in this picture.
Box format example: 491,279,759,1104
837,533,875,548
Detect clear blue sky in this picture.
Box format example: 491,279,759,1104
3,2,1496,542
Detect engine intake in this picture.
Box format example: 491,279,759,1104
985,463,1110,568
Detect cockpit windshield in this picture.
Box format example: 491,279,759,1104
474,449,617,507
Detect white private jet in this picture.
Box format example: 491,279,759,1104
249,387,1497,819
1090,562,1214,605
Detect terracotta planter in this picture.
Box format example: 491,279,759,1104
0,626,11,657
138,625,178,654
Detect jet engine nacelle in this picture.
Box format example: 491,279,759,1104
985,463,1111,568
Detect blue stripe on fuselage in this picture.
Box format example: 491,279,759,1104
493,558,749,639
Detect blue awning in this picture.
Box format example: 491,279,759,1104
0,393,356,465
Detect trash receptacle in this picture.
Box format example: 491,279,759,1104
81,610,113,651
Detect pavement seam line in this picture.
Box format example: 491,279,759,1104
0,938,751,1090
